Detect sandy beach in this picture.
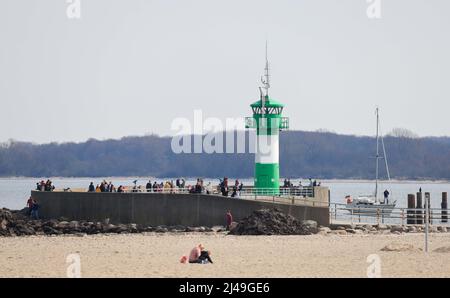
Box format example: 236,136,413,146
1,232,450,278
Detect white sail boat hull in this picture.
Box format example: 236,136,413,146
345,200,396,216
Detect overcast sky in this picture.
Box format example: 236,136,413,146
1,0,449,143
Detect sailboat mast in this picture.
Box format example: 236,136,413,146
381,131,391,181
375,107,380,200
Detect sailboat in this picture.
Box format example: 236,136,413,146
345,108,397,215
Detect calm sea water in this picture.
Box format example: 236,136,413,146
1,177,449,211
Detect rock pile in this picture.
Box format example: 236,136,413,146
228,208,319,236
0,208,219,237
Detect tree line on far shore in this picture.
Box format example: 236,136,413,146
0,130,449,180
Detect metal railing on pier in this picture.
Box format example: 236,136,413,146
124,187,328,207
241,187,314,197
120,186,314,197
53,185,326,207
330,203,450,227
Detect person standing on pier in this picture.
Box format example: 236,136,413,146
205,182,213,194
231,185,238,198
231,180,239,197
220,178,229,197
383,189,390,204
146,180,152,192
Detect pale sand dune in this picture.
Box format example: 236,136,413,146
1,233,450,278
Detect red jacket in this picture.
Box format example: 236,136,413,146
226,213,233,226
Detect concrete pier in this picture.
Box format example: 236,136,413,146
31,190,330,227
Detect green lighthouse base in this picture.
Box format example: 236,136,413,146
254,163,280,195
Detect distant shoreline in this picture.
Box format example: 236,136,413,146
0,176,449,184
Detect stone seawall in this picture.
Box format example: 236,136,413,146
31,191,330,227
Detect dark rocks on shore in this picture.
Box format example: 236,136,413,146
3,207,448,237
327,223,450,235
0,208,226,237
155,226,169,233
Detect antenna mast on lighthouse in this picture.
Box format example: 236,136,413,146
261,41,270,97
260,41,270,114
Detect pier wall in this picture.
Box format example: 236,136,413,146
30,191,330,227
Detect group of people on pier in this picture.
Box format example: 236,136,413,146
219,177,244,198
35,180,55,192
84,178,246,197
283,178,321,188
89,181,117,193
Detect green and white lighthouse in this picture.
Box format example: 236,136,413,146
245,46,289,195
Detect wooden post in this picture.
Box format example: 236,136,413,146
401,209,405,226
351,208,354,225
416,192,423,225
442,192,448,223
425,192,430,253
335,204,337,221
377,209,380,226
425,192,431,224
407,194,416,225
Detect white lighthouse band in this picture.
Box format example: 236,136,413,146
255,133,279,164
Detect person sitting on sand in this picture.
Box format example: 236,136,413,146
188,244,213,264
188,244,202,263
199,249,213,264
